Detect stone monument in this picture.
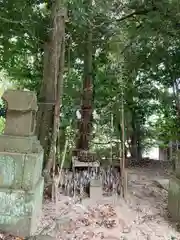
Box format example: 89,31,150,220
90,179,102,200
0,90,44,237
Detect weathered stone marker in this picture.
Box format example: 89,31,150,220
90,179,102,200
0,90,44,237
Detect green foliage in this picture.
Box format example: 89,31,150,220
1,0,180,157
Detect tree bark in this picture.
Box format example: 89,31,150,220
130,118,142,161
75,0,94,161
36,0,66,171
58,126,67,153
173,79,180,120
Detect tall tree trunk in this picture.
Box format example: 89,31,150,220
129,116,142,161
173,79,180,120
56,126,67,160
130,117,137,160
75,0,93,161
136,127,142,161
36,0,66,171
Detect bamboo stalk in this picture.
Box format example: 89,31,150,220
110,113,113,165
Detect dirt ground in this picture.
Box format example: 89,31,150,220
37,167,180,240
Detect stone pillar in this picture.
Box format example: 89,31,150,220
0,90,44,237
90,179,102,200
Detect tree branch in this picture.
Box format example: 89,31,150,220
116,7,157,22
0,15,24,24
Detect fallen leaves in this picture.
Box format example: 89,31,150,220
0,233,24,240
35,169,180,240
39,200,128,239
76,204,118,229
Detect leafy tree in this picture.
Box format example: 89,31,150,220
1,0,180,166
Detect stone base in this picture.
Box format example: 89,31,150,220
0,150,43,190
90,179,102,199
168,176,180,221
0,135,42,153
0,177,44,237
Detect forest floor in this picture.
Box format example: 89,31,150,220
37,166,180,240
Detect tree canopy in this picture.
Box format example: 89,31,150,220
1,0,180,165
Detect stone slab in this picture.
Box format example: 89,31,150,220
0,151,43,190
0,135,42,153
0,177,44,237
168,176,180,221
90,179,102,187
90,179,102,199
4,111,36,136
2,90,38,112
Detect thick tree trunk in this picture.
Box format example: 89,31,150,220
36,0,66,171
75,0,93,160
48,24,65,174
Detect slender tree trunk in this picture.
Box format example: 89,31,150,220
136,129,142,161
36,0,66,171
130,118,137,160
129,116,142,161
57,126,67,160
75,0,93,161
173,79,180,120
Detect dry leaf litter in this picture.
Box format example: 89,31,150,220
1,168,180,240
